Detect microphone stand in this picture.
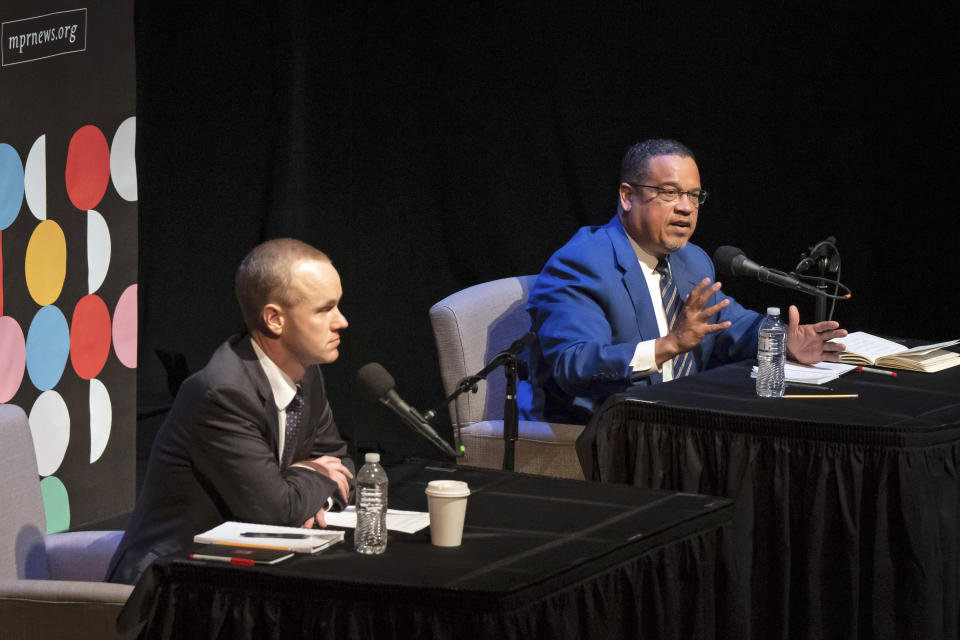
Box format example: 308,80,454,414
425,351,521,472
796,237,841,323
502,355,518,473
813,256,830,324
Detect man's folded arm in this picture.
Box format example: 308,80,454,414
304,380,355,510
190,383,339,526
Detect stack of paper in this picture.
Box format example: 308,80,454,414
324,507,430,534
751,361,856,385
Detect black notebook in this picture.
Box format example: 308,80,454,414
189,544,294,566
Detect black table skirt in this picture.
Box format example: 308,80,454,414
121,463,742,640
587,360,960,640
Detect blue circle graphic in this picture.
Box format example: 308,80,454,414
0,143,25,230
26,305,70,391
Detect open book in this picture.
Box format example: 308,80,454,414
833,332,960,373
194,520,344,553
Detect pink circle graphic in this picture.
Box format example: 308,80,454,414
65,125,110,211
112,284,137,368
70,294,112,380
0,316,26,403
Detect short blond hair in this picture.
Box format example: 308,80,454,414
235,238,329,333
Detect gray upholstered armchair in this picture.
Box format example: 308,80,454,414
0,404,133,639
429,276,584,479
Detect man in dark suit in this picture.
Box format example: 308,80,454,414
107,239,355,585
523,139,847,423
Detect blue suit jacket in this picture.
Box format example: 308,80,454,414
522,214,762,423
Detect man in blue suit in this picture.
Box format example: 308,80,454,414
524,139,847,424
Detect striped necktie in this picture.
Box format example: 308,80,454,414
282,385,304,466
656,258,695,379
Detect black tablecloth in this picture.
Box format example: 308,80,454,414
120,462,740,639
585,360,960,640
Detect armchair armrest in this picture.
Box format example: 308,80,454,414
0,578,133,639
45,530,124,582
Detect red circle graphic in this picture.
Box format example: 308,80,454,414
70,294,112,380
65,125,111,211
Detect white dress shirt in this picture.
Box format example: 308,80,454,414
250,339,298,462
250,339,333,512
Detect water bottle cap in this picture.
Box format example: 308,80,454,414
364,452,380,463
766,307,780,316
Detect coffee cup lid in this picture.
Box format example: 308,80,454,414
425,480,470,498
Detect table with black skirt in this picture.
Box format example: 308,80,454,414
580,358,960,640
119,462,741,639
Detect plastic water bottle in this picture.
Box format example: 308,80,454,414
355,452,388,554
756,307,786,398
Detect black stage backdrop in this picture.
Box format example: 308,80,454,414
134,2,958,471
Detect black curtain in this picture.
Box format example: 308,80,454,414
135,1,958,468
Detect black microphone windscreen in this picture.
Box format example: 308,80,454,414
355,362,395,402
712,245,745,278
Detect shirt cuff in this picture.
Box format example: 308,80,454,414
290,462,339,510
629,339,661,376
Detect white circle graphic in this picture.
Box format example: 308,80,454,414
28,390,70,476
86,209,111,294
89,378,112,463
24,135,46,220
110,117,137,202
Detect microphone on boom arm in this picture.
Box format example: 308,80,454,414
712,245,850,300
356,362,462,459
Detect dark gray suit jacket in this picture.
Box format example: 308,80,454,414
107,335,354,585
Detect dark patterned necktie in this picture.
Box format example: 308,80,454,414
656,258,695,379
282,385,304,466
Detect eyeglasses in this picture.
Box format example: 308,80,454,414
628,183,709,207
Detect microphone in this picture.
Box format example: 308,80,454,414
356,362,461,458
796,236,839,273
713,246,827,298
808,236,836,261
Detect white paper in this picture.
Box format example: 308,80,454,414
899,339,960,355
324,506,431,534
832,331,906,360
751,361,856,385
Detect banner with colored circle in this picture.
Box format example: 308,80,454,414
0,0,136,533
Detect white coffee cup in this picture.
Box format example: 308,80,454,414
424,480,471,547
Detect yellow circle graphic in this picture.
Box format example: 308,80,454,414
25,220,67,306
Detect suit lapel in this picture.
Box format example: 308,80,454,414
234,335,281,454
606,216,660,341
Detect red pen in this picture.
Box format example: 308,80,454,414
856,366,897,377
189,553,255,566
